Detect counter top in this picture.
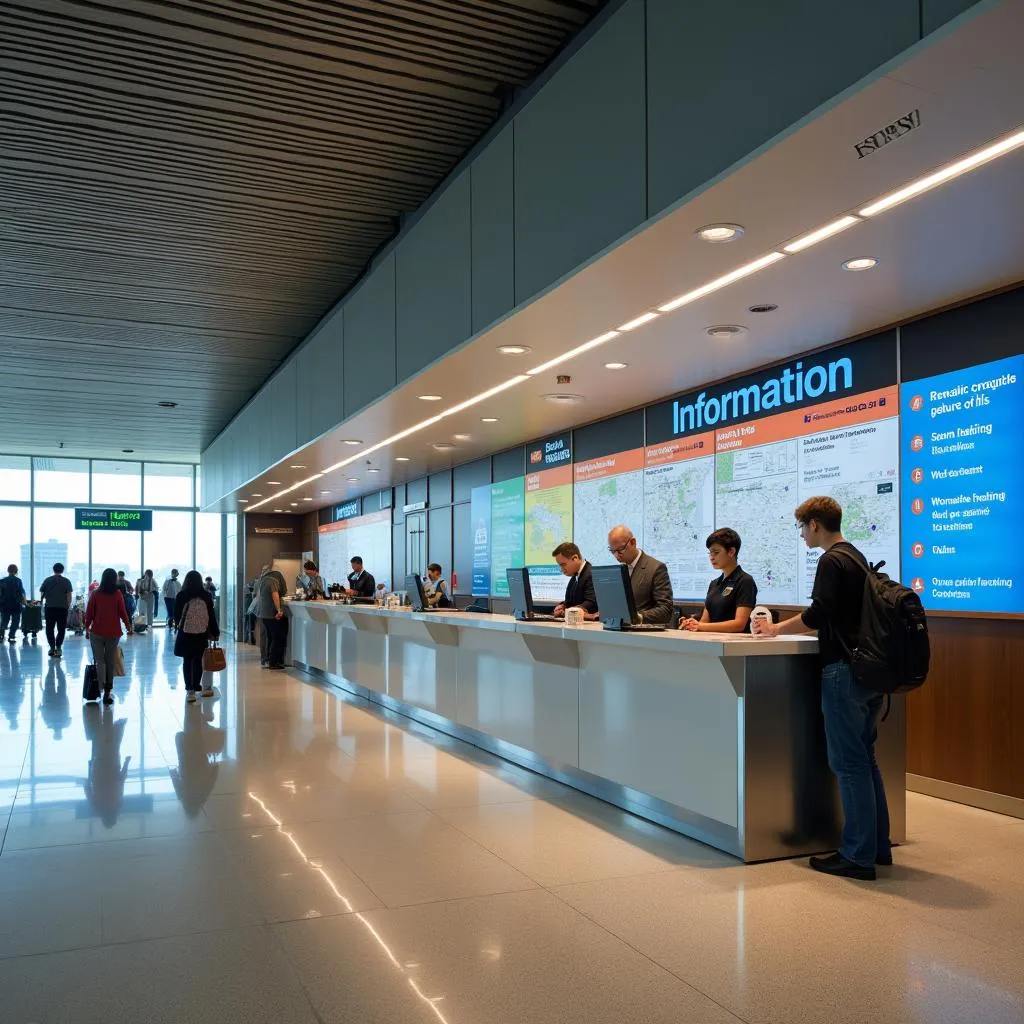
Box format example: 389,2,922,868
285,600,818,657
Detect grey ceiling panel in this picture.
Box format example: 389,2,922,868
0,0,602,461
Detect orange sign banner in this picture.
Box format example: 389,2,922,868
644,432,715,467
318,508,391,534
574,448,645,482
526,463,573,492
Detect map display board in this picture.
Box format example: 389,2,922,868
524,433,573,567
318,509,392,591
573,448,644,566
900,353,1022,613
489,477,525,598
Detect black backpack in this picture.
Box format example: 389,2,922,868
834,549,930,695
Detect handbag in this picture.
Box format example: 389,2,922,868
202,642,227,672
113,644,126,677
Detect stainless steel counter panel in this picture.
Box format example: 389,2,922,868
285,602,906,862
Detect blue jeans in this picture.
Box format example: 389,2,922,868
821,660,891,867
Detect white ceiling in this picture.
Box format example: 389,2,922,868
220,0,1024,515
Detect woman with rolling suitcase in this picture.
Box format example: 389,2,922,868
84,569,133,705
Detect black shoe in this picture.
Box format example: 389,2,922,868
48,648,57,658
809,852,876,881
268,663,285,670
876,852,893,866
6,637,14,644
102,692,114,705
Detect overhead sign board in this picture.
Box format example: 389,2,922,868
75,508,152,531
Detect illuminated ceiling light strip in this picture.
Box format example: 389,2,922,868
617,311,659,332
782,215,860,254
860,127,1024,216
526,331,619,376
657,251,786,313
439,374,529,417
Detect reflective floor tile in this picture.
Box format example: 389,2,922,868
275,888,745,1024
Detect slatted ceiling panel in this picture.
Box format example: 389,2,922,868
0,0,600,462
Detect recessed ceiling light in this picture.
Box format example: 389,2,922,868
433,442,456,450
122,448,134,453
706,325,748,339
748,303,778,314
496,345,531,355
157,401,177,408
347,477,359,483
453,433,471,441
395,457,410,462
543,393,584,405
367,468,380,473
481,417,499,423
696,223,743,243
302,497,313,501
267,480,280,485
319,490,331,494
842,257,879,272
273,508,283,512
290,465,305,469
604,362,628,370
417,394,443,402
617,312,658,332
251,493,262,497
342,439,362,445
290,502,298,506
238,499,248,503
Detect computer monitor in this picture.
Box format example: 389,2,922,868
405,573,433,612
506,567,540,621
591,564,641,631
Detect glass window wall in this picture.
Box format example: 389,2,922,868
33,457,89,504
91,460,142,505
33,507,90,597
144,463,194,507
0,456,30,501
0,505,31,582
147,510,193,589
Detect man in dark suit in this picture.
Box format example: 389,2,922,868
606,525,674,625
551,542,598,619
344,556,376,599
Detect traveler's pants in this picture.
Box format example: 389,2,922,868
178,634,207,691
261,616,288,666
90,635,120,692
0,607,20,640
820,660,891,868
138,594,154,627
45,608,68,651
164,597,176,626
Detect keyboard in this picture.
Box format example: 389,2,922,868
527,613,559,622
623,623,666,632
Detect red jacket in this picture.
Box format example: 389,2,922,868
85,590,132,638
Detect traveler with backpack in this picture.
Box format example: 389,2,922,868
0,564,26,643
173,570,219,703
753,495,928,881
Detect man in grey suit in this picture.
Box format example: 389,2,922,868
606,525,674,625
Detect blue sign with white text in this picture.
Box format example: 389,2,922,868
470,485,492,597
900,354,1023,613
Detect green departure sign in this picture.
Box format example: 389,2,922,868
75,508,153,531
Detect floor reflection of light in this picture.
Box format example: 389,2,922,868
246,791,454,1024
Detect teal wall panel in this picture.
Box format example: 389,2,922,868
646,0,920,217
343,253,396,418
923,0,982,33
471,125,515,332
397,172,472,382
296,308,344,445
513,0,646,304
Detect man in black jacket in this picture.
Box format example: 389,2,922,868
606,525,674,625
551,542,598,619
345,557,376,599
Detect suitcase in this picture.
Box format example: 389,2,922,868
83,663,101,702
21,604,42,637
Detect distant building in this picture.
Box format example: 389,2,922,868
21,539,69,592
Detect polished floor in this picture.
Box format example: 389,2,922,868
1,632,1022,1024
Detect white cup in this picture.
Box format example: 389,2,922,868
565,606,584,627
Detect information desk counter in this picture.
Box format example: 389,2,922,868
286,602,905,862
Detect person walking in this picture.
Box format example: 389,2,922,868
84,568,133,705
115,572,135,620
39,562,73,658
173,570,220,703
162,569,181,629
0,564,26,644
136,569,157,629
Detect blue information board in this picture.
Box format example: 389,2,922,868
470,485,491,597
900,354,1023,613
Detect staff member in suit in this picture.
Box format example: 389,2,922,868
344,556,376,599
606,525,674,625
551,542,598,619
679,528,757,633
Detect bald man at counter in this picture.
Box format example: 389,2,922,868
606,525,675,625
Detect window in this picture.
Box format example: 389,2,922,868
145,511,192,593
195,512,222,594
92,526,141,590
0,505,31,588
91,460,142,505
33,458,89,504
32,507,89,597
144,463,194,507
0,456,30,501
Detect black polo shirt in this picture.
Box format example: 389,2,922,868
703,566,757,627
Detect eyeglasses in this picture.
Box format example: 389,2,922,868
607,541,632,555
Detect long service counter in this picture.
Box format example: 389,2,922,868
286,601,906,862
